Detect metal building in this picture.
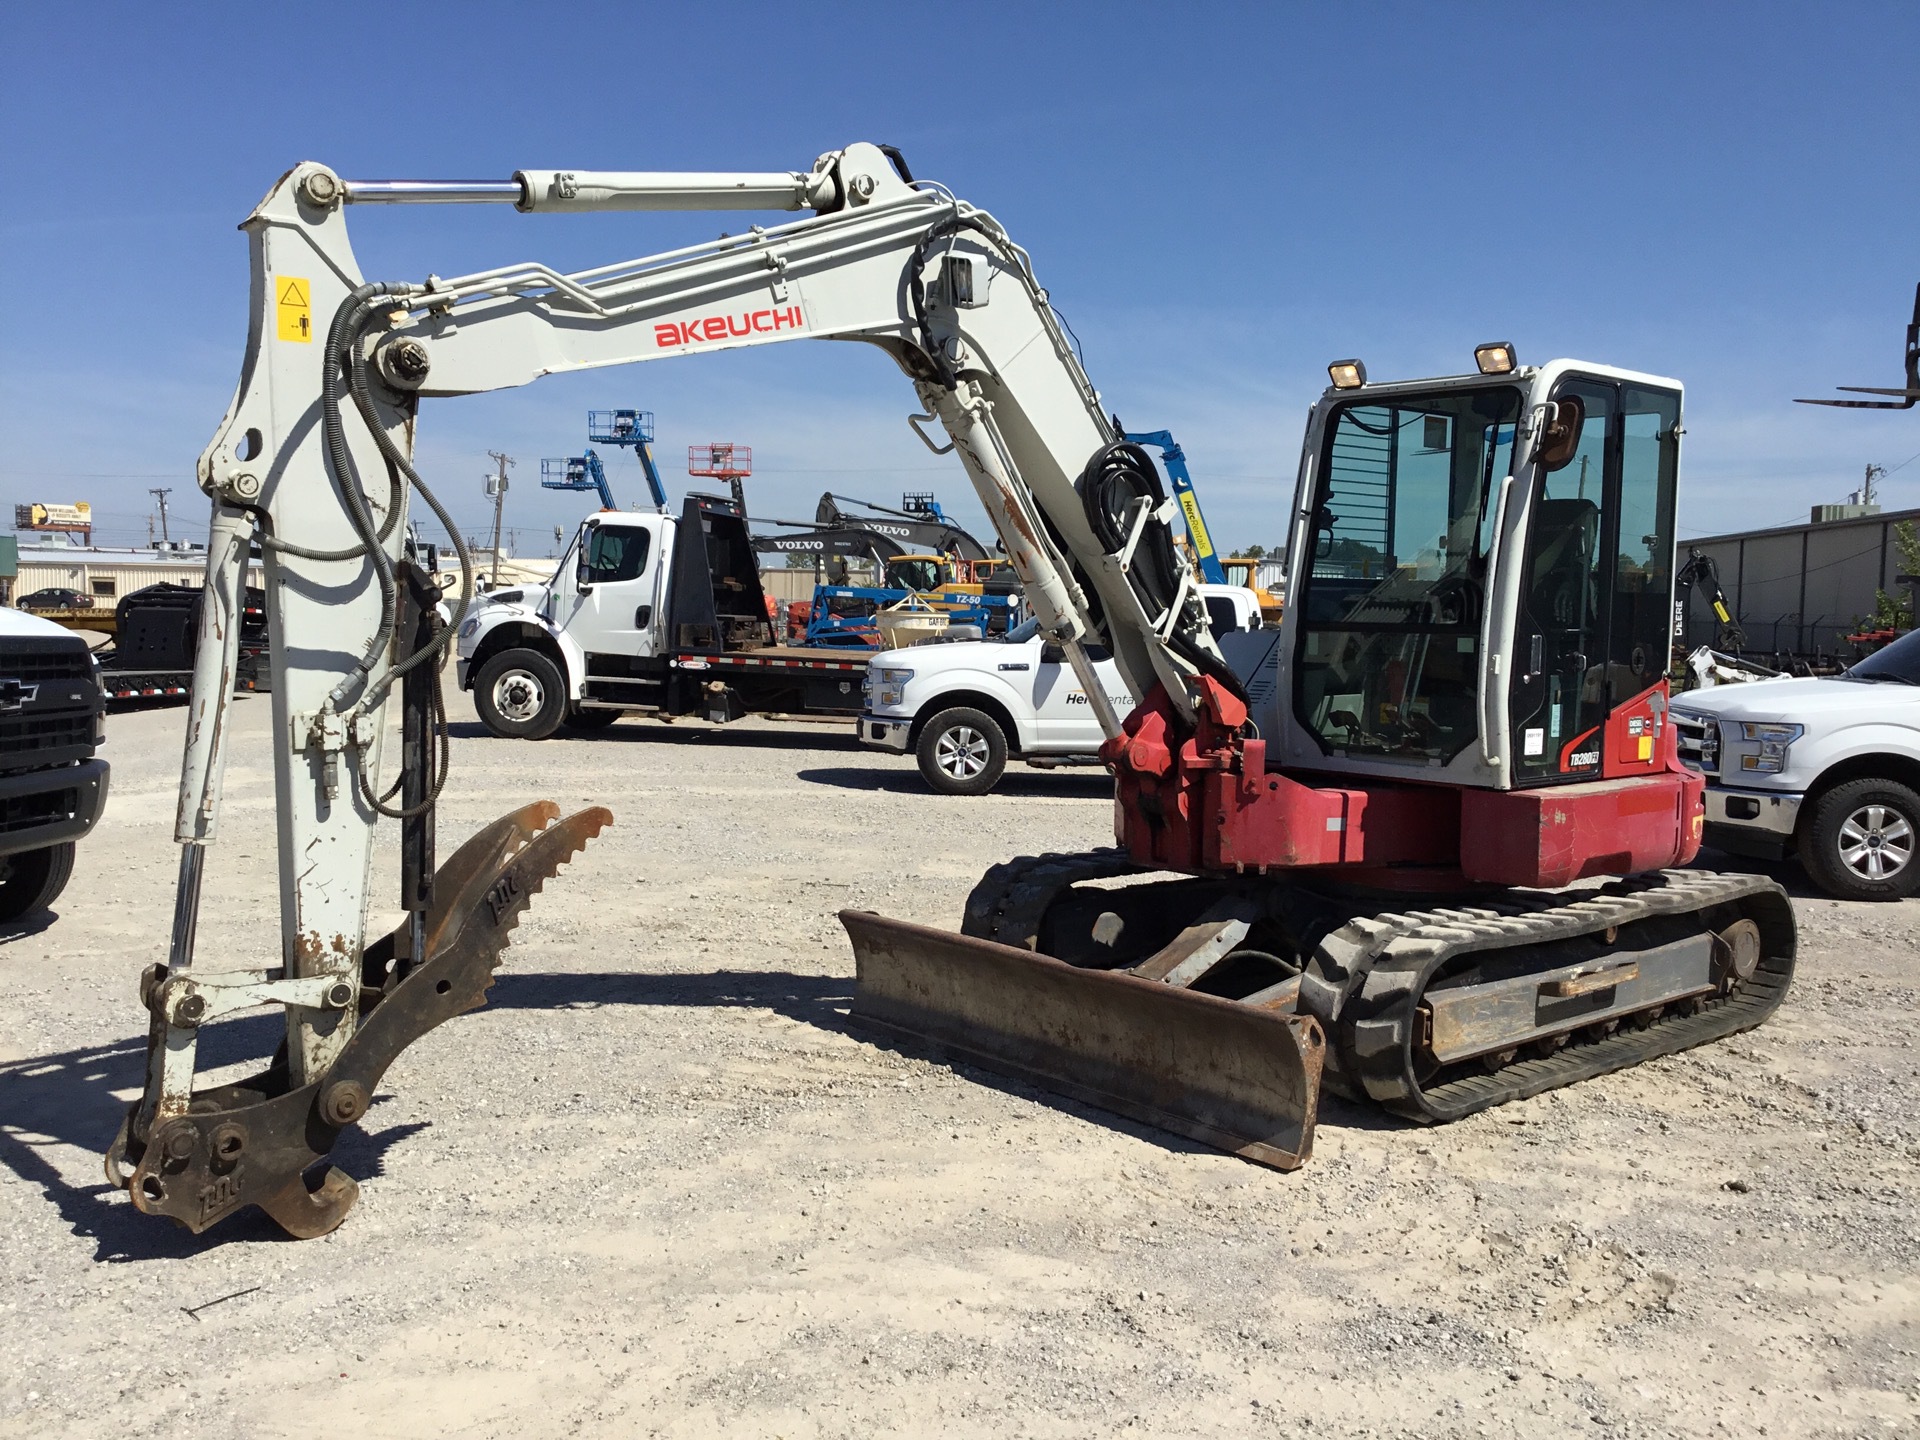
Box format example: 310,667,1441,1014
1680,504,1920,660
8,541,263,607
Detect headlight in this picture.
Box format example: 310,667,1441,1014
1736,721,1802,773
869,667,912,710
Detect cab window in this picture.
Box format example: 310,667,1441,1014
586,526,651,583
1204,595,1243,638
885,557,945,592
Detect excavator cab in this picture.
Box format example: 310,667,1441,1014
1281,363,1681,793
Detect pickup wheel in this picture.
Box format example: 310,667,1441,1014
916,707,1008,795
474,649,567,740
1802,777,1920,901
0,842,76,924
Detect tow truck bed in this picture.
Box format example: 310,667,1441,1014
667,644,872,719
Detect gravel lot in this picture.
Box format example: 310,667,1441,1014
2,690,1917,1439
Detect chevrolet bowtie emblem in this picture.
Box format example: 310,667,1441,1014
0,679,39,712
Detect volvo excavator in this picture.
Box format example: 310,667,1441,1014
108,144,1795,1236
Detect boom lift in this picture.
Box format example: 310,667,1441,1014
111,145,1795,1236
539,408,671,512
1122,429,1226,585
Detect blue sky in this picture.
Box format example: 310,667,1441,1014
4,2,1919,559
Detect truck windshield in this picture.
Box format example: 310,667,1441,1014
1843,628,1920,684
1293,385,1523,762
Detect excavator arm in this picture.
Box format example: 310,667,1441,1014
111,142,1230,1235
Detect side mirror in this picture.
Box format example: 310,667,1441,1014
1535,396,1586,472
1313,505,1339,559
575,558,594,592
1040,642,1066,665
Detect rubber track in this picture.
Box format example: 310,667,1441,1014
1334,869,1797,1123
962,855,1797,1130
960,848,1140,950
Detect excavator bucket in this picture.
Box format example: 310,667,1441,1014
840,911,1325,1169
108,803,611,1237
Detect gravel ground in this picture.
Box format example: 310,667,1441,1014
2,690,1916,1439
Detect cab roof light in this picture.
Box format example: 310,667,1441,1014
1474,341,1517,375
1328,359,1367,390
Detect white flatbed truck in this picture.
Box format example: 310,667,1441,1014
456,494,872,736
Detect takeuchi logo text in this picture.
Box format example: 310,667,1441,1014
654,304,806,347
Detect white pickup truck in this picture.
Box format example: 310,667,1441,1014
859,585,1263,793
1671,628,1920,900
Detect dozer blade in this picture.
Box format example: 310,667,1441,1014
841,911,1325,1169
107,804,611,1237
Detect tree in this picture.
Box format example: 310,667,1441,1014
1241,544,1266,559
1862,519,1920,633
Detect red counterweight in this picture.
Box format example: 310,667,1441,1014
1103,677,1703,891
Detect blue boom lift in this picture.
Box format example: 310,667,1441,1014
1121,429,1225,585
540,409,671,512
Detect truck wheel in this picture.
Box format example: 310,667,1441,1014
474,649,567,740
916,707,1008,795
0,842,76,924
564,706,623,732
1802,777,1920,901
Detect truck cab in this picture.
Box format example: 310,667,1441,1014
0,608,109,922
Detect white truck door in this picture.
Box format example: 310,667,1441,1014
1032,640,1133,747
555,517,666,660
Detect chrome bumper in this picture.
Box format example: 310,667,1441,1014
1704,785,1802,837
858,712,912,753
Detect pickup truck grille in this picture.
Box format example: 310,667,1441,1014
1673,712,1719,777
1,645,95,685
0,711,95,768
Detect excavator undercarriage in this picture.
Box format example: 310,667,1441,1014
844,855,1793,1166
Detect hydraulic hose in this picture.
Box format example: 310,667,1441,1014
317,284,405,710
1078,441,1182,622
1076,440,1251,708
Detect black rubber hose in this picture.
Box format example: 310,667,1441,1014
319,285,403,708
1076,440,1250,708
907,214,1000,387
343,344,475,702
1077,441,1181,621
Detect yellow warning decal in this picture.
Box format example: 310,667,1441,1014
276,276,312,343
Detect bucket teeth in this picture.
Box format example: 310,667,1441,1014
107,804,611,1237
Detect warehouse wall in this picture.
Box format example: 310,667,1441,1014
1681,505,1920,657
12,551,264,605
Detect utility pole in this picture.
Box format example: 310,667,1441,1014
484,451,513,588
1862,462,1887,508
149,487,173,544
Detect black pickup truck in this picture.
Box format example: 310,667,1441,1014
0,608,109,922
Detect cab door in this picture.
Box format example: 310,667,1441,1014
559,518,664,661
1508,378,1679,784
1031,640,1132,747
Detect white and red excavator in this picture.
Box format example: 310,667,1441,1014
108,144,1794,1236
